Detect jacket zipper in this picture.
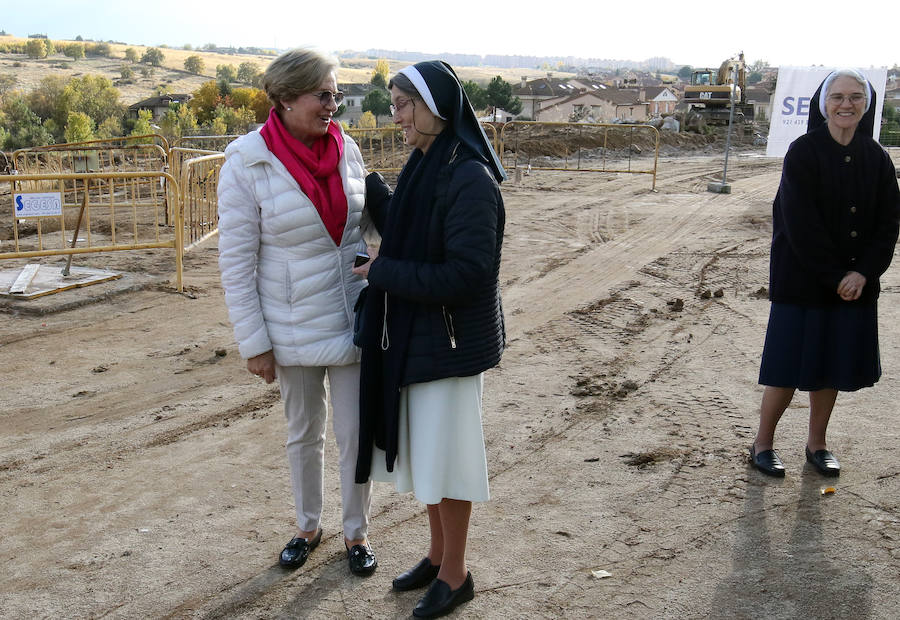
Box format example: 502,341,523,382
442,306,457,349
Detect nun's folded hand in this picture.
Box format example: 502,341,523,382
837,271,866,301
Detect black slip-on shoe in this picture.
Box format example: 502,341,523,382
279,528,322,569
393,557,440,591
346,542,377,576
413,572,474,618
750,444,786,477
806,446,841,477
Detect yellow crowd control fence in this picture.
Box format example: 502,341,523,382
179,153,225,250
499,121,660,189
0,171,184,291
171,135,240,151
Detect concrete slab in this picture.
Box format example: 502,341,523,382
0,261,165,314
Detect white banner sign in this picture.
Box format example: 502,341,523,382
766,66,887,158
14,192,63,218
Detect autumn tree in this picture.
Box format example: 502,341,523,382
84,42,111,57
160,103,198,139
357,111,376,129
124,47,138,63
184,55,205,74
130,109,154,142
230,87,270,122
188,80,221,125
120,65,135,80
25,38,48,59
96,115,123,139
373,59,390,87
61,75,124,130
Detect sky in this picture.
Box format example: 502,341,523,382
4,1,897,70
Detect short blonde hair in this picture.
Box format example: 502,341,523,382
261,48,338,108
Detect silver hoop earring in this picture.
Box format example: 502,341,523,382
285,107,292,111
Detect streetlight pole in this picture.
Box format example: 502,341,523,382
708,63,739,194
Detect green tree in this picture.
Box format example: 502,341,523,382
120,65,135,80
160,103,198,139
124,47,138,63
0,72,17,96
141,47,164,66
371,72,386,89
64,111,95,143
130,109,154,142
184,55,205,74
63,43,85,60
677,65,693,79
85,42,111,57
216,64,237,83
485,76,522,115
748,71,763,84
61,75,124,130
27,75,69,138
237,62,261,85
25,38,48,59
96,115,123,139
462,80,488,110
374,59,390,84
0,94,53,149
362,89,391,122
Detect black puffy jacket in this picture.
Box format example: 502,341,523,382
364,142,506,385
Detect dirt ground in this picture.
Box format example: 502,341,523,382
2,148,900,619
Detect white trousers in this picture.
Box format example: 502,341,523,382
277,363,372,541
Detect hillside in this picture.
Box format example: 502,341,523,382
0,36,567,106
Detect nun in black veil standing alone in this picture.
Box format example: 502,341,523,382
351,60,506,618
749,68,900,478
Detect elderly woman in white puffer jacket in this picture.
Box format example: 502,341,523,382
217,48,377,576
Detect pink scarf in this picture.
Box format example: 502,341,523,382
260,108,348,245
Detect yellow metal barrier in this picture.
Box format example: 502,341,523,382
499,121,660,189
172,135,240,151
346,127,410,173
480,122,500,155
180,153,225,251
13,144,169,177
0,171,183,291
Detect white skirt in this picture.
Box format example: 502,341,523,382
370,373,490,504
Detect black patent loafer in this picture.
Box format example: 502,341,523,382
806,446,840,477
347,542,377,576
393,557,440,591
413,572,474,618
750,445,785,477
279,529,322,569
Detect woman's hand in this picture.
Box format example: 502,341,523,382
351,245,379,278
247,350,277,384
837,271,867,301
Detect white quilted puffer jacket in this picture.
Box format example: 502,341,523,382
217,128,367,367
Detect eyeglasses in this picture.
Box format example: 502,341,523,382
308,90,345,106
390,97,415,116
826,93,866,105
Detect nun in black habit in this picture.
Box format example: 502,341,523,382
351,60,506,618
749,69,900,478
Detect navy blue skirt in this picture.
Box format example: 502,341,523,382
758,302,881,392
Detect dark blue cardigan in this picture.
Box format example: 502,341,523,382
769,125,900,305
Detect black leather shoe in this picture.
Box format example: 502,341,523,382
806,446,840,476
346,542,377,576
413,572,474,618
279,529,322,569
393,557,440,591
750,444,785,477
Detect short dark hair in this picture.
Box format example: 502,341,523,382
387,72,418,98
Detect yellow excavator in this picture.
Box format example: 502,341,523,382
682,53,754,131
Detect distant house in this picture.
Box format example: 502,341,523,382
744,87,772,121
536,88,648,123
128,94,192,120
513,75,581,120
339,83,377,126
641,87,679,116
